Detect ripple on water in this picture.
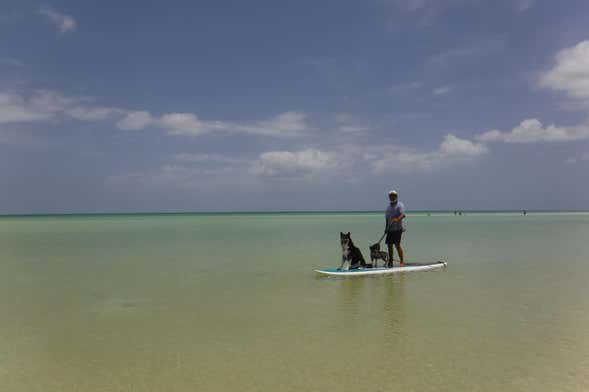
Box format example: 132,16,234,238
92,298,145,314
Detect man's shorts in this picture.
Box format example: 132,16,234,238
385,230,403,245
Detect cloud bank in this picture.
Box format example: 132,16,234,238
476,118,589,143
118,110,310,138
372,134,488,173
539,40,589,104
253,148,339,178
39,6,77,33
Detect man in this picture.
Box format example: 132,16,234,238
385,190,405,267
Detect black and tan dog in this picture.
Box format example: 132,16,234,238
369,242,389,267
339,232,372,270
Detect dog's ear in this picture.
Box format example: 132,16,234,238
347,232,350,236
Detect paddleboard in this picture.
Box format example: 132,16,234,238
314,261,447,276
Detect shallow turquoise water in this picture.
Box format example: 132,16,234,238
0,212,588,391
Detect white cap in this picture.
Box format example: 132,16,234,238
388,189,398,195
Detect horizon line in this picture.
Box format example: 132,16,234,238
1,209,588,218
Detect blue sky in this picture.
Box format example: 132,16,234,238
1,0,589,213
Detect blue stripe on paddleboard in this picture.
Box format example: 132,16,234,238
318,267,393,273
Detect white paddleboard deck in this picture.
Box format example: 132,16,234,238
315,261,447,276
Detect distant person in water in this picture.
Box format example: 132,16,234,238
385,190,406,266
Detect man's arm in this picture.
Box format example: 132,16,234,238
391,204,406,223
392,213,406,223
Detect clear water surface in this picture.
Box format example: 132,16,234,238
0,212,588,391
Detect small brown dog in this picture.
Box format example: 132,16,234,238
369,242,389,267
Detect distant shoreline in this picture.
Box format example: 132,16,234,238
1,210,588,218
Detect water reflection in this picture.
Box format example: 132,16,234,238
334,275,408,338
382,275,407,337
339,277,365,319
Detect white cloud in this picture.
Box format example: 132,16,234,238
439,134,488,156
372,150,437,173
117,111,155,130
238,111,309,137
160,113,227,136
476,118,589,143
390,81,421,94
334,113,370,133
0,91,51,123
431,42,500,65
28,90,80,113
253,148,339,178
112,132,491,188
392,0,529,17
111,149,340,188
393,0,434,12
539,40,589,103
172,153,247,165
372,134,488,174
475,40,589,146
428,37,505,68
514,0,534,13
0,90,120,124
1,88,309,140
433,85,453,95
127,110,310,138
391,0,478,14
65,106,122,121
338,124,370,133
39,6,77,33
388,0,480,28
252,135,487,179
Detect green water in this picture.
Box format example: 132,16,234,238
1,212,588,391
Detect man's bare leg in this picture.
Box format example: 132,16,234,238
395,243,405,265
387,244,394,267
